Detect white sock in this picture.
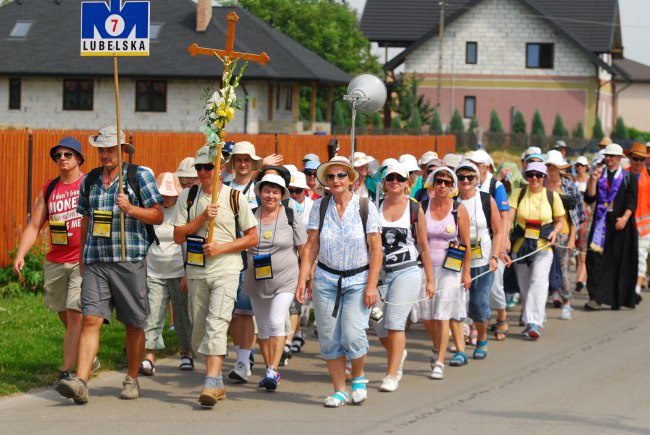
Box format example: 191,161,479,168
636,285,642,295
237,349,251,364
232,345,239,356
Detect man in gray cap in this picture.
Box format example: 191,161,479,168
56,126,163,404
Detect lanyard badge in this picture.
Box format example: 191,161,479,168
186,235,206,267
92,210,113,238
253,253,273,280
50,220,68,246
525,219,542,240
443,242,466,272
471,237,483,260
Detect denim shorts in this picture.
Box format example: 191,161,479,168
312,279,370,360
233,270,253,315
468,265,495,323
373,266,422,338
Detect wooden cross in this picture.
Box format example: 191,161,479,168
188,12,270,84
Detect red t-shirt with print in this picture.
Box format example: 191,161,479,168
43,175,83,263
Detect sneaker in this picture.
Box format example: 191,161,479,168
429,362,445,380
57,370,72,385
379,375,399,392
527,324,541,340
168,324,175,332
506,293,520,311
139,359,155,376
56,377,88,404
550,291,562,308
91,356,101,373
521,325,531,338
228,361,249,383
351,386,368,404
396,349,407,381
584,300,602,311
198,387,226,407
249,349,255,373
120,376,140,400
560,304,572,320
279,346,292,367
262,369,280,392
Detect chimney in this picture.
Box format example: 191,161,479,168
196,0,213,32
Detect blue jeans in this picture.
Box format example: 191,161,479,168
233,270,253,315
468,265,495,323
312,279,370,360
373,266,422,338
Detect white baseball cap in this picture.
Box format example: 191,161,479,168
176,157,197,178
398,154,420,172
383,163,409,179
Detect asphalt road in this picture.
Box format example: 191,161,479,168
1,290,649,435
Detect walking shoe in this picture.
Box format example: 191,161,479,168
139,359,155,376
575,281,584,293
550,291,562,308
57,370,72,385
290,336,305,353
560,304,572,320
91,356,101,373
521,325,531,338
506,293,520,311
527,324,541,340
584,300,602,311
379,375,399,392
179,355,194,371
249,349,255,373
396,349,408,381
262,369,281,392
198,387,226,407
120,376,140,400
430,348,438,370
56,377,88,404
228,361,249,383
429,362,445,380
279,346,292,367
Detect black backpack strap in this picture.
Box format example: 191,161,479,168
83,167,103,207
452,199,460,229
516,186,527,209
230,188,241,237
318,196,329,234
125,164,159,245
546,188,554,209
44,176,60,218
186,185,199,223
243,180,254,195
421,198,429,213
489,177,497,198
479,191,493,238
409,199,419,241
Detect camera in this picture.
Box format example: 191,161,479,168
370,306,384,322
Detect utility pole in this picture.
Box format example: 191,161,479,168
437,1,446,108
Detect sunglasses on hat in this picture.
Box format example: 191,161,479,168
386,174,407,183
195,163,215,171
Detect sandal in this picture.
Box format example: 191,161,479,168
473,340,488,360
179,356,194,371
494,318,509,341
290,336,305,353
449,352,468,367
469,328,478,347
139,359,155,376
324,390,349,408
351,376,368,405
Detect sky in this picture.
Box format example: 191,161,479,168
347,0,650,67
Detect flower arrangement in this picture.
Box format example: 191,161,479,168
199,61,248,162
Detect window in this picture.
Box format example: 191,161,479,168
285,86,293,111
150,23,163,41
9,78,21,110
464,96,476,119
466,42,477,64
9,21,32,38
63,79,93,111
526,43,554,68
136,80,166,112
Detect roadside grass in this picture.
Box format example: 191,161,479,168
0,293,178,397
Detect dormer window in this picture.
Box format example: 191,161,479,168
150,23,163,41
9,21,33,39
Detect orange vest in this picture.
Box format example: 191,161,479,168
635,168,650,237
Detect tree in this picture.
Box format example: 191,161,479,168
572,122,584,139
391,114,402,130
408,107,422,133
467,116,479,133
552,113,568,137
332,101,347,127
430,110,442,134
449,109,464,134
512,111,526,134
613,116,628,139
489,110,504,133
389,75,434,127
354,111,366,128
371,112,382,128
467,116,479,148
592,117,604,139
237,0,380,75
531,109,545,137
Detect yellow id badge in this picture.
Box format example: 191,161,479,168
50,220,68,246
443,242,466,272
92,210,113,238
471,238,483,260
186,235,206,267
524,219,541,240
253,254,273,280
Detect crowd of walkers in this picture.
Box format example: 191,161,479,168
14,127,649,408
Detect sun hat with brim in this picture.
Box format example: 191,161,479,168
599,136,613,147
545,150,571,169
455,160,479,174
425,158,445,170
254,174,290,200
383,163,409,179
442,153,463,169
303,153,320,163
89,125,134,153
176,157,197,177
289,171,309,190
418,151,438,166
399,154,421,173
353,152,373,167
156,172,182,197
524,153,546,163
623,142,650,158
603,143,624,156
50,136,84,166
575,156,589,166
426,167,458,191
525,162,548,176
304,160,319,171
225,141,263,171
316,156,359,185
553,140,569,150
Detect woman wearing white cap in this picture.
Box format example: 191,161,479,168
374,163,435,392
418,167,472,379
140,173,194,375
352,152,377,200
245,174,307,391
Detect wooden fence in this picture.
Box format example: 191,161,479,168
1,129,455,266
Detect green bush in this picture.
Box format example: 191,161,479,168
552,113,568,137
572,122,584,139
391,114,402,129
489,109,504,133
628,127,650,142
512,111,526,134
408,107,423,133
430,109,442,134
613,116,628,140
592,117,604,139
0,245,46,298
531,109,546,136
449,109,464,134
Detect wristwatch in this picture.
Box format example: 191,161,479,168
491,256,499,262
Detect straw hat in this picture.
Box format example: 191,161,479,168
599,136,613,148
316,156,359,185
603,143,624,156
623,142,650,158
254,174,290,200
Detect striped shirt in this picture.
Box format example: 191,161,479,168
77,164,163,263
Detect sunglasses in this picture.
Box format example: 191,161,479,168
54,151,74,160
195,163,215,171
426,167,436,174
304,170,316,177
385,174,407,183
325,172,349,181
434,178,454,187
631,156,646,162
603,154,618,158
457,174,476,182
289,188,304,195
526,171,545,179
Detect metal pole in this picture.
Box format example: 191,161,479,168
350,106,357,161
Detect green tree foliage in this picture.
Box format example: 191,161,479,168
430,110,442,133
467,116,478,133
236,0,380,75
408,107,423,133
390,75,434,127
613,116,628,139
449,109,464,134
371,112,382,128
552,113,568,137
354,111,366,128
391,114,402,130
332,101,347,127
531,109,545,136
512,111,526,134
489,110,504,133
572,122,584,139
592,117,604,139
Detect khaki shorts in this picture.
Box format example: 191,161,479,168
43,261,82,312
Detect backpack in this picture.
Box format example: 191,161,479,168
44,177,60,218
488,176,497,198
452,191,494,238
318,195,369,248
83,165,159,245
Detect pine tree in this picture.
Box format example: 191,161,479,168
332,102,346,127
572,122,584,139
391,114,402,130
354,112,366,128
467,116,479,133
449,109,464,134
592,117,604,139
489,110,504,133
531,109,545,136
430,110,443,134
512,111,526,134
552,113,568,137
372,112,382,128
613,116,628,139
408,107,422,133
